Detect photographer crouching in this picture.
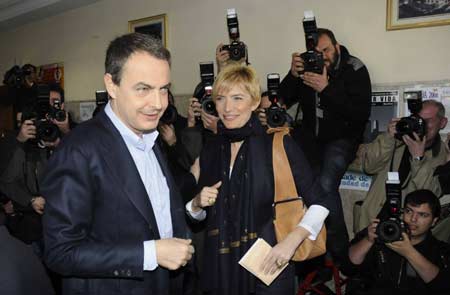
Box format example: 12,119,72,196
346,190,450,295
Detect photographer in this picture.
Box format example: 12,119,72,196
347,190,450,295
355,99,448,233
48,83,76,135
279,27,372,262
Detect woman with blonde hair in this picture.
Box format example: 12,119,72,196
187,64,329,294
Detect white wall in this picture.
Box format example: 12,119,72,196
1,0,449,101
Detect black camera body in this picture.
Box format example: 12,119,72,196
221,8,247,62
92,90,109,117
160,91,178,125
22,84,60,143
395,91,426,141
376,177,407,243
221,41,246,61
198,62,217,117
300,11,324,75
3,65,32,88
266,73,287,128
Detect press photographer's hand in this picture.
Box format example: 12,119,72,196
403,132,426,159
290,52,304,78
388,118,401,138
300,66,328,93
16,120,36,143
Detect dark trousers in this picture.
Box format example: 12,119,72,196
292,127,357,263
319,138,357,262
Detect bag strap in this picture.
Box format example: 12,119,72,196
267,127,299,203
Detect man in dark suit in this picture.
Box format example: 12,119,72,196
41,33,194,295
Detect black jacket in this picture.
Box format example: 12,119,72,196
280,45,372,143
346,232,450,295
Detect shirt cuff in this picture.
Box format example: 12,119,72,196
298,205,329,240
143,240,158,271
186,200,206,221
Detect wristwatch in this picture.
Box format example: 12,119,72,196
412,155,424,161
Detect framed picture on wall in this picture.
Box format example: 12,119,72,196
128,14,167,46
387,0,450,30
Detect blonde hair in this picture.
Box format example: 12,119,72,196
212,64,261,105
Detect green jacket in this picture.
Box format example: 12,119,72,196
354,133,447,233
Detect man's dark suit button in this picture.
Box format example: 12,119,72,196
113,270,119,276
127,270,132,276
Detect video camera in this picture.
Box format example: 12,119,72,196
299,11,324,75
266,73,288,128
221,8,247,62
395,91,426,141
197,62,217,117
376,172,407,243
3,65,32,89
160,90,178,125
21,84,60,143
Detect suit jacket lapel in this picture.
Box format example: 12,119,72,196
97,112,160,238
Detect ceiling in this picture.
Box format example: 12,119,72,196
0,0,99,31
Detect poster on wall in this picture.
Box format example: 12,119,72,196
37,62,64,89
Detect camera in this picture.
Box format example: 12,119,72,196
198,62,217,117
22,84,60,143
266,73,288,128
299,11,324,75
376,173,407,243
221,8,247,61
48,99,66,122
160,91,178,125
3,65,32,88
395,91,426,141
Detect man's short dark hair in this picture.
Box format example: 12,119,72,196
317,28,338,46
404,189,441,218
49,83,65,103
105,33,171,85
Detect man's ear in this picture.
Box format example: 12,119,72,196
440,117,448,130
431,217,439,228
104,74,117,99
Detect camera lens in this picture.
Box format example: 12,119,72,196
377,219,402,243
202,99,217,116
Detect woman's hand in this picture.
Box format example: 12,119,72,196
260,226,310,275
191,181,222,212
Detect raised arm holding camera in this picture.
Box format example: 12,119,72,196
279,12,372,263
355,99,448,233
347,190,450,295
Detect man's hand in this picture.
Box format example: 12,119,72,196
187,97,201,127
201,111,219,134
191,181,222,212
155,238,195,270
16,120,36,143
386,232,415,257
51,104,70,134
216,43,230,72
159,124,177,146
31,196,46,215
257,108,267,126
387,118,401,138
300,66,328,93
366,219,379,244
290,52,304,78
403,132,426,159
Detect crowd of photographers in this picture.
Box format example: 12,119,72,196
1,9,450,295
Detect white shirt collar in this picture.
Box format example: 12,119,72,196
104,102,159,151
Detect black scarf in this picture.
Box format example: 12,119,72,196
203,113,262,295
